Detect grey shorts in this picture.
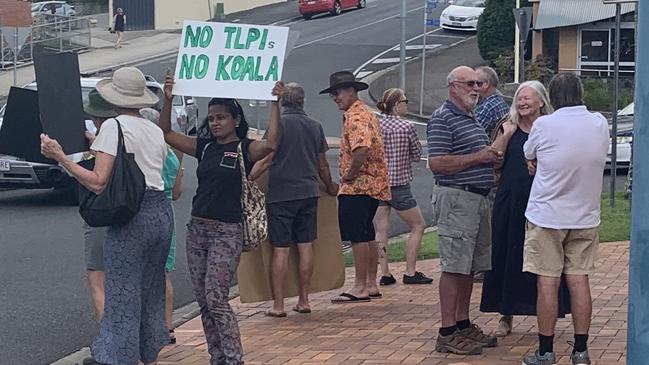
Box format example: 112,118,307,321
431,186,492,275
379,184,418,211
83,222,108,271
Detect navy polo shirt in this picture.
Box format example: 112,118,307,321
426,100,494,189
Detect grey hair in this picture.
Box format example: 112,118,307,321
281,82,305,109
510,81,554,126
140,107,160,125
446,66,474,87
476,66,499,88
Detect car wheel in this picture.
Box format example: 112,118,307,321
358,0,366,9
303,13,312,20
331,1,342,16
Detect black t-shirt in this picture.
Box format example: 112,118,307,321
191,138,253,223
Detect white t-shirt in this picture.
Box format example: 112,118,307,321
91,115,167,191
523,106,609,229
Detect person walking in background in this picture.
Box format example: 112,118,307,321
112,8,126,49
139,107,185,345
249,83,338,318
321,70,390,303
160,72,284,364
474,66,510,137
41,67,172,365
373,88,432,287
427,66,500,355
479,81,571,338
521,73,609,365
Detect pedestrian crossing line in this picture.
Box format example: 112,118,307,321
356,71,374,79
372,57,413,64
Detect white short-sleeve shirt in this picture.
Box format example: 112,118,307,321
91,115,167,191
523,106,609,229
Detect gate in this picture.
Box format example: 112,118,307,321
113,0,155,31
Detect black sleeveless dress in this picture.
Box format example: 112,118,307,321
480,128,571,316
114,14,125,32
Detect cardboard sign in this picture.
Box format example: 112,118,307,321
237,174,345,303
0,87,55,164
33,49,88,155
173,21,289,101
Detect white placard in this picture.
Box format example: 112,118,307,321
173,21,289,101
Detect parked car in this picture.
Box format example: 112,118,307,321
607,102,634,168
298,0,366,20
0,76,197,203
31,1,76,17
440,0,486,32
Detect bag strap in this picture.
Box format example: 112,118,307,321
237,142,250,197
114,118,126,156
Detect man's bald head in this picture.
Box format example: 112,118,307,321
447,66,476,86
446,66,481,113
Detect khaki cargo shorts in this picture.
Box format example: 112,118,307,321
523,221,599,278
431,186,492,275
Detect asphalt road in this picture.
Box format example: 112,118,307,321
0,1,448,364
0,0,631,363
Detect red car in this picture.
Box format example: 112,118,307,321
298,0,366,20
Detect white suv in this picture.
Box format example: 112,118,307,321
31,1,77,17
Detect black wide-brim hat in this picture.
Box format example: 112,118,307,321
319,70,369,95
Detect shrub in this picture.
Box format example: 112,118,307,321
477,0,516,63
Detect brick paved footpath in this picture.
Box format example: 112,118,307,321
158,242,628,365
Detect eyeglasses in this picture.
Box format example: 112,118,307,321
451,80,484,88
399,99,409,104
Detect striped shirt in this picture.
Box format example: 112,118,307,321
475,92,510,137
380,115,422,187
427,100,494,189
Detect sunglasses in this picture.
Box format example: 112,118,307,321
399,99,409,104
452,80,484,88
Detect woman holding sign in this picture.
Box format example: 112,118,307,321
160,72,284,364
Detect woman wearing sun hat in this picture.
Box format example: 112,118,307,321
41,67,172,365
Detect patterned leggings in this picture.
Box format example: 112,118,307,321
186,218,244,365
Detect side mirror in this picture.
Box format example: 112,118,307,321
186,98,195,106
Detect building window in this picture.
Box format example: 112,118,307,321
581,30,609,63
579,23,635,76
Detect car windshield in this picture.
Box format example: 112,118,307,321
619,102,634,117
172,95,183,106
453,0,486,7
32,4,42,11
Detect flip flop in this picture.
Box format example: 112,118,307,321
264,309,287,318
369,292,382,298
292,306,312,314
331,292,371,303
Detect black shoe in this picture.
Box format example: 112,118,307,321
403,271,434,284
82,357,106,365
380,274,397,285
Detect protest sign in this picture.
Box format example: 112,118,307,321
173,21,289,101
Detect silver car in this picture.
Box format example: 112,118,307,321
31,1,77,17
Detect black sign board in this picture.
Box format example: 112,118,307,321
0,87,55,164
33,49,87,155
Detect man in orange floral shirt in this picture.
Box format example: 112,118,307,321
320,71,391,303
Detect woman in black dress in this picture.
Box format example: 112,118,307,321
480,81,571,337
113,8,126,49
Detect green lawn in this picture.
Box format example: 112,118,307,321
343,193,630,267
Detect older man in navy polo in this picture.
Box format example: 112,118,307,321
427,66,501,355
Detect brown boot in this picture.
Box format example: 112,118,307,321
458,323,498,348
436,330,483,355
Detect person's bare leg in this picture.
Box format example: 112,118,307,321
270,247,290,314
373,206,391,277
366,241,380,295
439,272,462,327
396,207,426,276
537,276,561,336
455,273,474,322
296,243,314,311
345,243,369,298
165,273,174,332
86,270,105,321
565,274,592,334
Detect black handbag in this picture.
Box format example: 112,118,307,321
79,119,146,227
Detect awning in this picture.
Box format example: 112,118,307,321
534,0,636,30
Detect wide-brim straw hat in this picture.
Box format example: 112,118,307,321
96,67,160,109
319,70,369,95
84,89,118,118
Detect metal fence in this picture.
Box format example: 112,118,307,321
0,14,92,70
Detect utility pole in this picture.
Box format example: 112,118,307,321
514,0,520,83
400,0,407,90
626,0,647,363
